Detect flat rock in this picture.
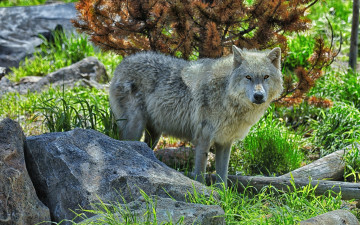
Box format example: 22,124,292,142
0,118,50,225
25,128,211,224
0,3,77,69
18,76,43,84
82,196,225,225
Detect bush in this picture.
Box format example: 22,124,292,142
231,108,304,176
312,102,360,156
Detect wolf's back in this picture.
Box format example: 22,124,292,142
114,52,188,84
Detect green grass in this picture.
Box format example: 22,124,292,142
308,0,352,55
308,70,360,156
51,183,346,225
311,102,360,156
0,86,118,138
0,0,78,7
344,144,360,182
0,90,45,135
35,86,118,139
311,70,360,109
66,190,184,225
8,31,122,82
185,182,343,224
229,107,304,176
283,33,317,71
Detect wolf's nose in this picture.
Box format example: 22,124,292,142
254,93,264,102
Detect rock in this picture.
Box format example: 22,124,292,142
0,118,50,225
29,56,109,92
0,57,109,97
0,3,77,69
300,209,359,225
82,196,225,225
0,67,6,79
18,76,43,84
0,77,15,97
25,128,211,224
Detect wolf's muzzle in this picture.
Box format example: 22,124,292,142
253,93,265,104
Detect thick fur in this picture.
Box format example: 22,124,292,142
109,46,283,184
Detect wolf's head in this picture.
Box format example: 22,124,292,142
228,46,284,105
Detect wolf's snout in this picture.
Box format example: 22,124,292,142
253,93,265,104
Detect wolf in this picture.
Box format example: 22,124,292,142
109,45,283,184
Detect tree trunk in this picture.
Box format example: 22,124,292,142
349,0,359,71
188,173,360,200
279,145,357,180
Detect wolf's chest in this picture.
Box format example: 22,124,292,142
213,119,251,145
213,107,266,144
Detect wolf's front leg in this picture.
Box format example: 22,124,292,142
194,142,211,184
215,143,232,186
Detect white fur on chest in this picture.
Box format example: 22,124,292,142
212,103,267,145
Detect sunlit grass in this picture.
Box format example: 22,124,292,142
0,0,78,7
8,32,122,82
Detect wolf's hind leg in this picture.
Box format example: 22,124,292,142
144,126,161,149
214,143,232,186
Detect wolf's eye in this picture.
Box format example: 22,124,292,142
245,75,252,80
264,75,270,80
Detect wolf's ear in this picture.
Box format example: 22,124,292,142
232,45,245,67
267,47,281,70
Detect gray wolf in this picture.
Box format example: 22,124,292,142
109,46,283,184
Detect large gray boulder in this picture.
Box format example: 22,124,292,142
25,128,211,224
0,3,77,69
0,118,50,224
83,196,225,225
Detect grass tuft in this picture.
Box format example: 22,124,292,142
34,86,119,139
230,107,304,176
